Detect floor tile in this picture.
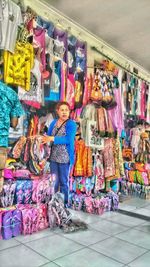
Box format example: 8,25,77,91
119,203,137,212
15,229,55,244
98,211,118,219
90,220,129,235
132,208,150,217
135,222,150,233
116,228,150,249
90,236,146,264
0,244,49,267
0,238,20,251
41,263,61,267
26,234,83,261
106,213,145,227
70,209,103,224
61,228,109,246
143,205,150,210
54,247,123,267
128,251,150,267
122,198,150,208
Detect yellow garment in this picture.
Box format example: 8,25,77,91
4,42,34,90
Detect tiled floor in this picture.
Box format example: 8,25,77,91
0,199,150,267
119,197,150,215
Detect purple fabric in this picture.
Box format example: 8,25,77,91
11,209,22,237
108,87,124,136
68,35,77,74
2,211,12,240
53,28,68,62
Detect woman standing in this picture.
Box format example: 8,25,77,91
42,101,77,206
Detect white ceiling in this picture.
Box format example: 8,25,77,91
44,0,150,72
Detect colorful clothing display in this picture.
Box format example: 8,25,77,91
0,0,150,243
0,81,24,147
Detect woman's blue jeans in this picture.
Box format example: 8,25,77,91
50,161,70,204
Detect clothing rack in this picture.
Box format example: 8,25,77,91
90,46,149,83
23,0,150,83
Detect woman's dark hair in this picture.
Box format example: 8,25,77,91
55,101,70,110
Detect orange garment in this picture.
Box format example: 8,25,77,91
73,140,92,177
74,140,85,176
128,171,136,183
83,146,92,177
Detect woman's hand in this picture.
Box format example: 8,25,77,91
41,135,54,144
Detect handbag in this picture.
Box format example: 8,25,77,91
122,147,133,161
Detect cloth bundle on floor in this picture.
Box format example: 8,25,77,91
0,180,16,207
17,203,48,235
1,208,22,240
48,193,88,233
69,192,119,213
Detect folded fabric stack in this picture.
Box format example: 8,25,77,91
68,191,119,214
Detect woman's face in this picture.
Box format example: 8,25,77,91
57,104,70,121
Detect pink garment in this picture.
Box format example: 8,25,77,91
66,74,75,110
108,87,124,136
83,76,89,106
83,74,93,106
33,28,46,69
146,85,150,123
103,138,115,178
140,82,146,120
60,61,67,101
23,100,41,109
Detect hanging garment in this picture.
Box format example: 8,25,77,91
43,54,53,97
0,0,23,52
18,58,42,105
48,59,61,102
66,74,75,110
75,40,87,73
146,85,150,123
140,81,147,120
36,16,54,37
93,150,105,191
113,134,124,178
73,140,92,177
97,107,115,137
53,28,68,62
60,61,67,101
74,72,85,108
4,42,34,90
103,138,115,178
82,74,93,106
33,27,46,68
68,35,76,74
108,86,124,136
73,140,85,177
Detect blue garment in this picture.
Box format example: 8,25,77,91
45,60,61,102
47,119,77,165
0,82,24,147
50,161,70,204
36,17,54,37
